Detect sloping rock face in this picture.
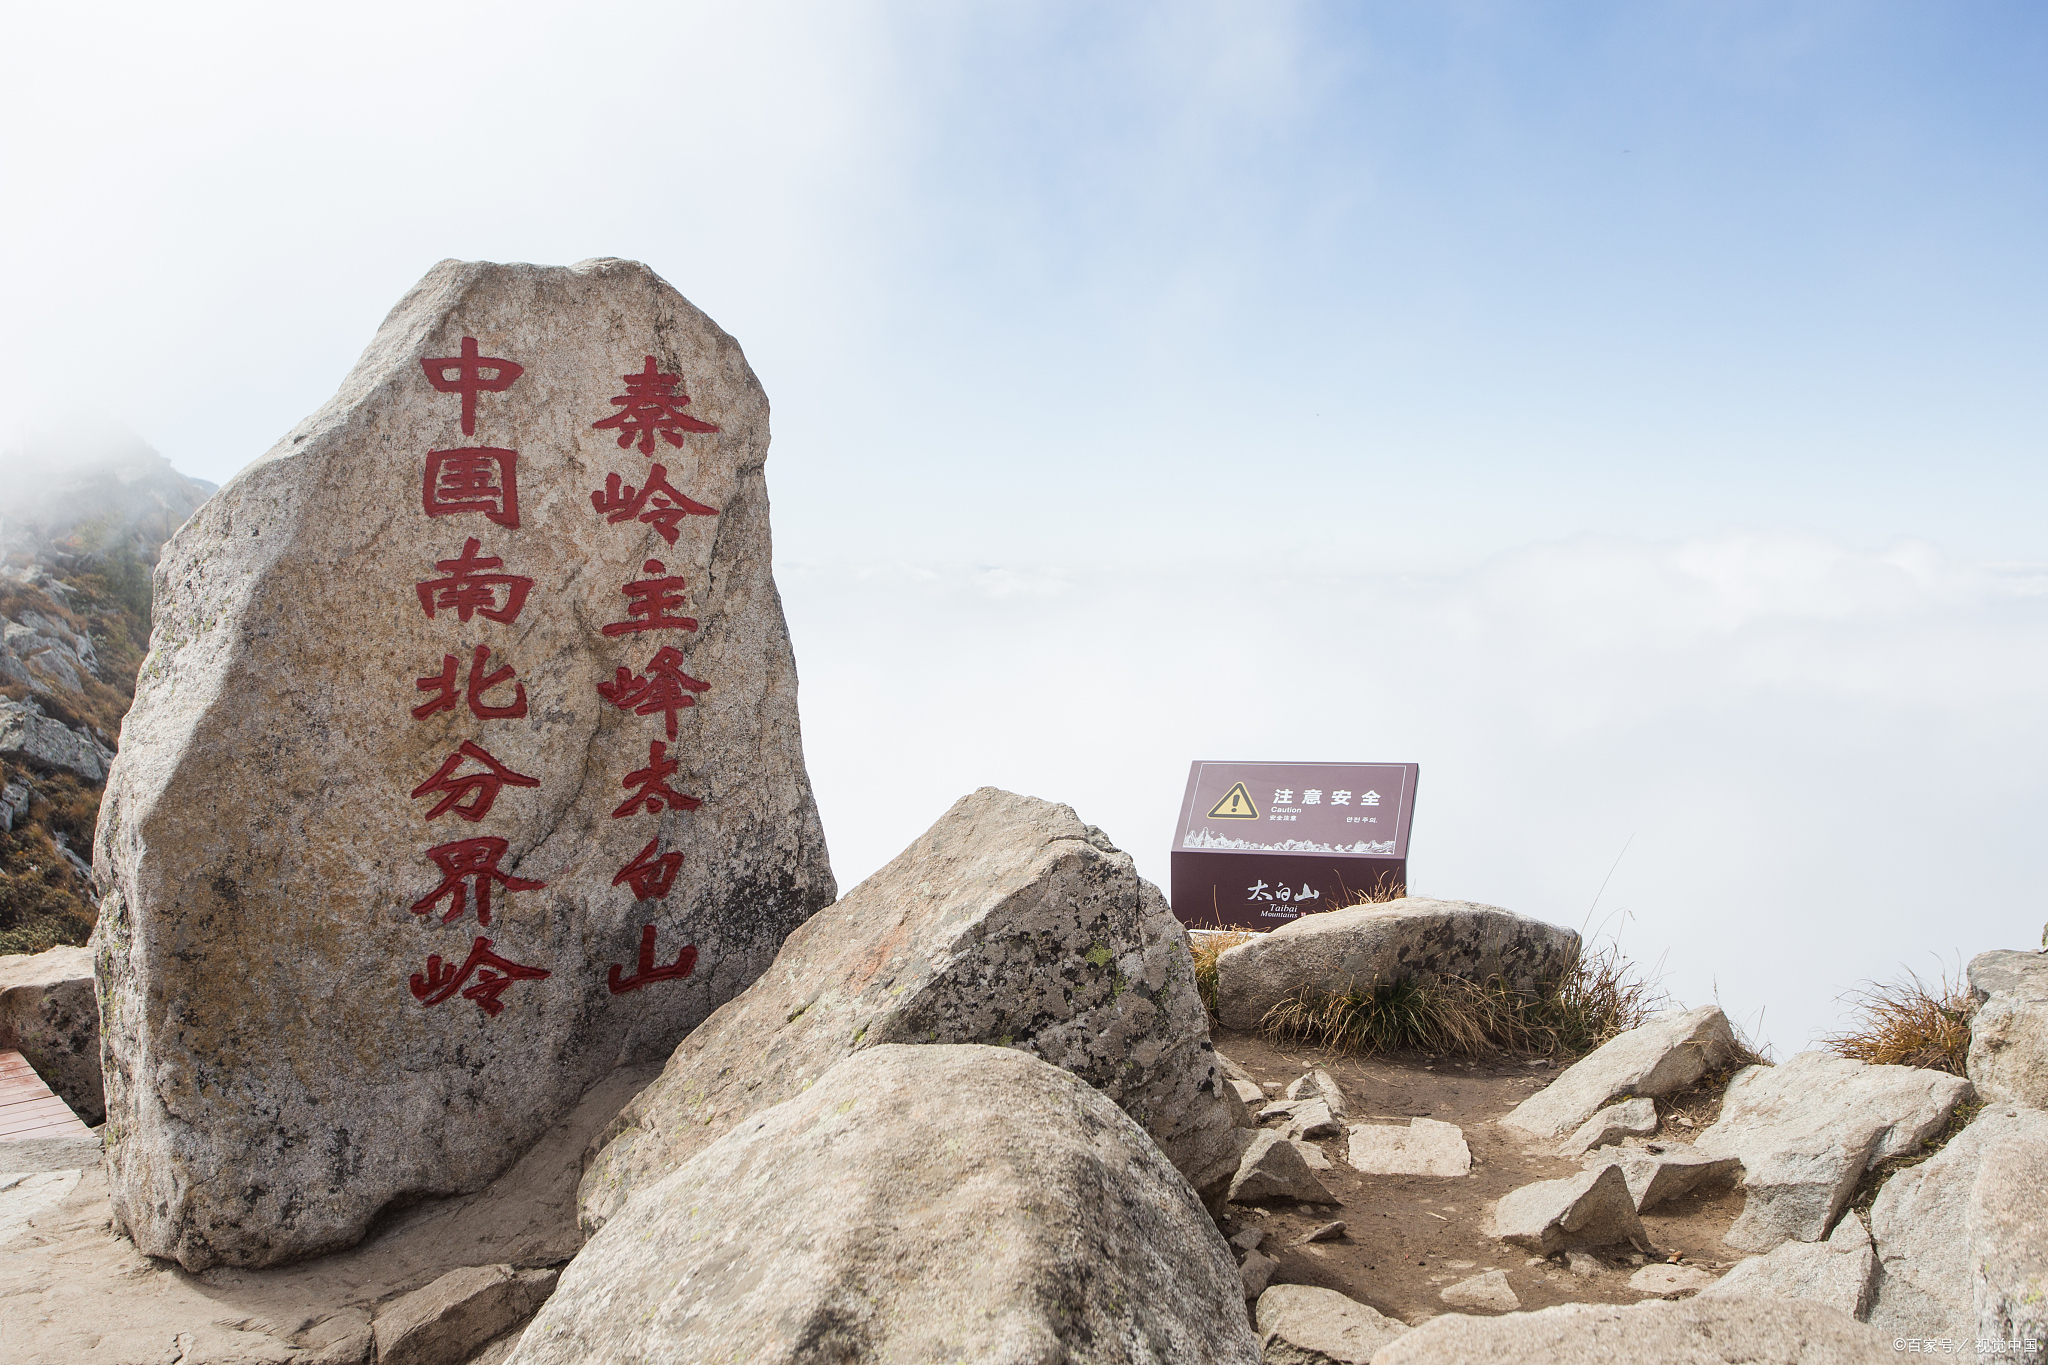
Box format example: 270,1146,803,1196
513,1045,1260,1365
0,699,113,782
1214,897,1579,1032
94,258,835,1270
1371,1295,1895,1364
1968,1121,2048,1363
1503,1006,1736,1139
1701,1209,1877,1318
580,789,1237,1231
1693,1052,1971,1252
1254,1284,1408,1364
1966,950,2048,1109
1866,1104,2048,1343
0,946,101,1124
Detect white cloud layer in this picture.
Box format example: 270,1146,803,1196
784,528,2048,1054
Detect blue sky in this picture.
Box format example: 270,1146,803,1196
4,2,2046,1047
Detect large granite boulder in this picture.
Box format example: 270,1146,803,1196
580,788,1239,1230
1693,1052,1972,1252
513,1045,1260,1365
1372,1295,1894,1364
1966,950,2048,1110
94,258,835,1270
0,946,101,1124
1968,1120,2048,1364
1504,1006,1737,1139
1213,897,1579,1032
1866,1104,2048,1344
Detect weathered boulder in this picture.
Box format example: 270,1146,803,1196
94,258,836,1270
1966,950,2048,1110
1693,1052,1971,1252
1441,1268,1520,1311
1966,1121,2048,1364
372,1264,557,1365
1254,1283,1408,1364
1865,1104,2048,1343
0,946,101,1124
1558,1096,1659,1157
579,788,1237,1231
1504,1006,1737,1139
1487,1163,1649,1255
1214,897,1578,1032
1230,1129,1337,1204
1345,1118,1472,1177
0,699,111,782
1371,1295,1896,1365
1583,1144,1743,1211
1701,1210,1876,1317
510,1044,1261,1365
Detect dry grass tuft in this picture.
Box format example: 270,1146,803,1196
1819,967,1974,1076
1190,930,1253,1017
1256,938,1670,1061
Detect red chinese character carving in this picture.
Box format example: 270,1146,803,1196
410,836,547,925
612,836,683,900
607,923,697,994
420,337,524,436
410,935,551,1015
612,740,703,818
422,447,520,528
596,646,709,739
411,740,542,821
416,538,535,624
413,645,529,721
592,355,721,456
601,560,696,637
589,464,717,545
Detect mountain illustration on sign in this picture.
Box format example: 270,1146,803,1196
1206,782,1259,820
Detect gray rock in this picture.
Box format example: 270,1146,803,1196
1296,1220,1347,1244
0,699,111,782
0,946,101,1124
1504,1006,1737,1139
1585,1144,1744,1211
1255,1283,1407,1363
1487,1163,1650,1255
1228,1077,1265,1108
1630,1262,1721,1296
1231,1130,1337,1205
581,789,1238,1232
508,1044,1261,1365
1558,1096,1659,1157
1241,1249,1280,1300
1865,1105,2048,1343
1966,1122,2048,1365
1701,1210,1875,1317
372,1264,557,1365
1213,897,1579,1032
1291,1138,1334,1170
1279,1098,1341,1140
95,257,836,1270
1966,950,2048,1110
1566,1251,1606,1277
1285,1067,1350,1121
1345,1118,1471,1177
1231,1225,1267,1252
1371,1294,1897,1364
1693,1052,1972,1252
1440,1269,1520,1311
1,779,27,831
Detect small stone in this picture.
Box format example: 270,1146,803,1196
1290,1138,1334,1170
1566,1251,1605,1277
1285,1099,1341,1140
1556,1096,1658,1158
1628,1262,1718,1296
1227,1077,1264,1107
1230,1226,1266,1252
1240,1248,1279,1299
1487,1165,1649,1256
1346,1118,1472,1177
1296,1220,1347,1245
1283,1067,1351,1122
1439,1269,1520,1312
1229,1130,1337,1205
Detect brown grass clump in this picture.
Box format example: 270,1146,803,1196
1256,938,1670,1061
1190,930,1253,1017
1819,967,1974,1076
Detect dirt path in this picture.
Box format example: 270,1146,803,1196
1212,1025,1748,1324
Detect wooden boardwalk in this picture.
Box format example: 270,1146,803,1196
0,1049,90,1142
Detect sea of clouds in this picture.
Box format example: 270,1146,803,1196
784,528,2048,1054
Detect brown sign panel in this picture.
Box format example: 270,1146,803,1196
1169,761,1419,931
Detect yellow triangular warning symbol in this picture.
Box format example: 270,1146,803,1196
1207,781,1259,820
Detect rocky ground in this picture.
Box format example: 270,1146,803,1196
1211,1025,1750,1325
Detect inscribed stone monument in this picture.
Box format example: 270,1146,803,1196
93,257,834,1269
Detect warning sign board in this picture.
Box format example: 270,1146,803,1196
1169,760,1419,931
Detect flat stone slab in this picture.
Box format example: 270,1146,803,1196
1504,1006,1736,1139
1372,1294,1898,1364
1440,1269,1520,1312
1255,1283,1408,1363
1629,1262,1720,1296
1345,1118,1472,1177
1584,1144,1744,1211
